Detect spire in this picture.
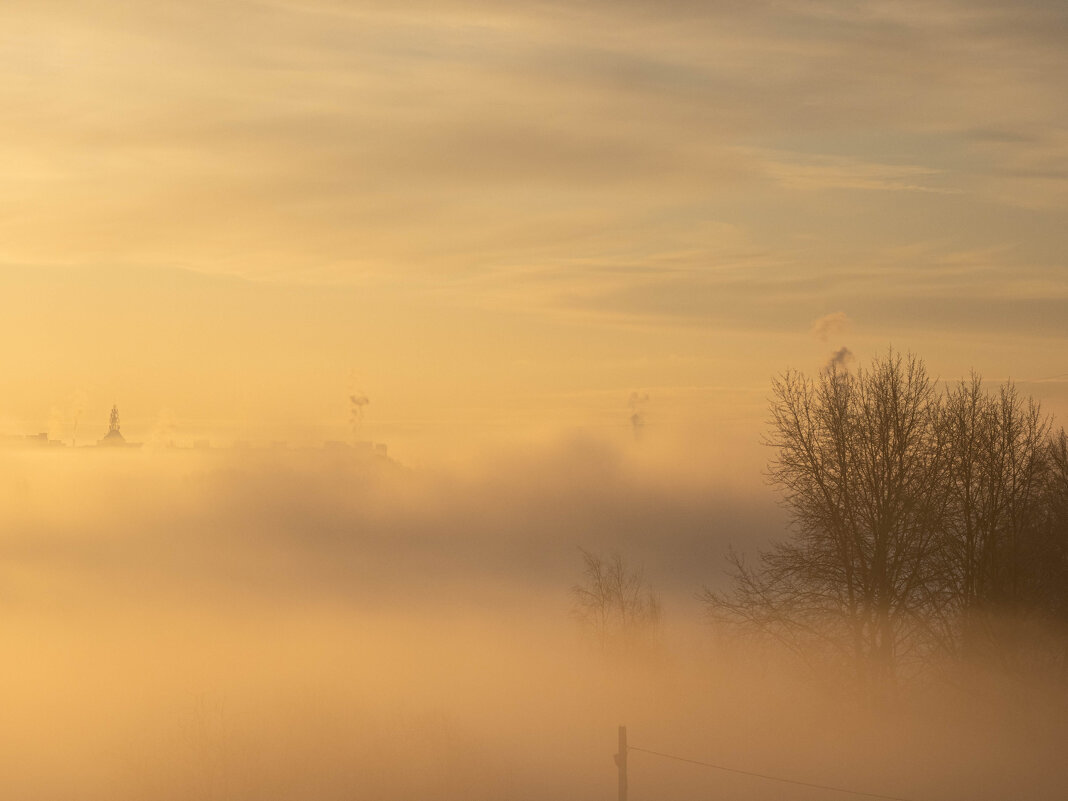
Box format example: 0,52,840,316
100,405,127,446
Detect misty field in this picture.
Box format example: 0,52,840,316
2,441,1066,801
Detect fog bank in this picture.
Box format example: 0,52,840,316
1,441,1065,800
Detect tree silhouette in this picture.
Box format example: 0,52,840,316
571,548,661,655
941,377,1052,665
706,352,951,689
706,351,1068,690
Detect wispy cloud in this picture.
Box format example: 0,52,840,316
3,0,1065,286
746,149,956,194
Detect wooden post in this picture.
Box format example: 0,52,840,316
615,725,628,801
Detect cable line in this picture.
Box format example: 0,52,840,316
628,744,916,801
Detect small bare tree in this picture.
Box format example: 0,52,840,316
571,548,661,654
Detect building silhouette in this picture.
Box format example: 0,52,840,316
98,405,130,447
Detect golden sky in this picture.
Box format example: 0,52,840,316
4,1,1067,461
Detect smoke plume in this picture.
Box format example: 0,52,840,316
49,389,88,446
827,346,854,371
349,392,370,439
149,408,177,448
810,311,852,342
628,391,650,440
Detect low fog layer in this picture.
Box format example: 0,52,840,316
1,441,1065,800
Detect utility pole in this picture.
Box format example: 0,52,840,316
615,725,628,801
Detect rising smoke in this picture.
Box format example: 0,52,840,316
827,346,854,370
628,391,649,440
48,389,88,446
149,408,177,448
810,311,852,342
349,391,370,440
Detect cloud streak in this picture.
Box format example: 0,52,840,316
4,0,1066,284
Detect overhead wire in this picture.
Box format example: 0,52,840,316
628,744,916,801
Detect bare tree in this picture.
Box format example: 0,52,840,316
1041,429,1068,656
941,377,1052,664
571,548,661,654
1004,427,1068,677
705,348,1068,693
705,352,951,689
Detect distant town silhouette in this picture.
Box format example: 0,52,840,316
1,404,387,456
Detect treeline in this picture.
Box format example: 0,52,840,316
705,352,1068,688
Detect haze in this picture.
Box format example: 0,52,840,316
3,2,1068,799
4,444,1067,800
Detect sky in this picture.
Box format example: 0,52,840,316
3,0,1068,463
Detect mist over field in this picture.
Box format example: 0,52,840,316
2,442,1066,801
